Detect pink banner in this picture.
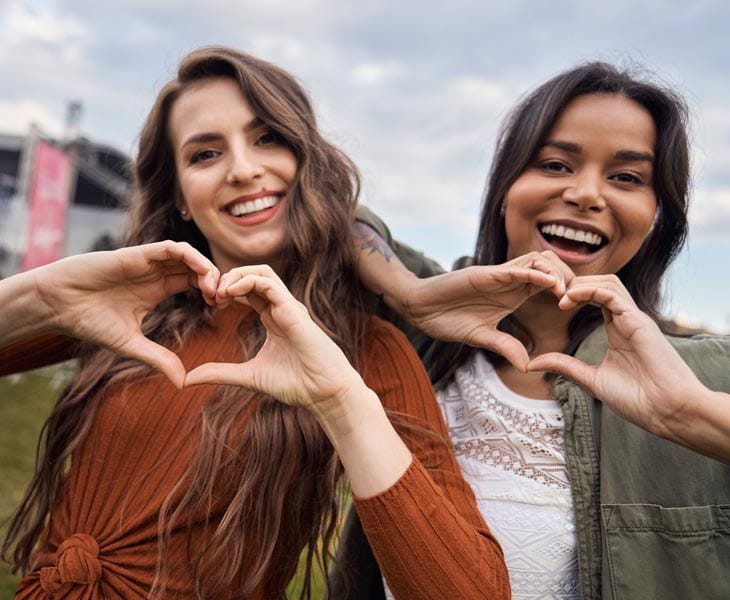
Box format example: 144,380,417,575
21,141,73,271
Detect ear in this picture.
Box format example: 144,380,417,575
174,188,193,222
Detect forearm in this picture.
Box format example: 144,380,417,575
310,381,412,497
354,461,510,600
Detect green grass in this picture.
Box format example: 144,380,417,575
0,366,72,597
0,365,325,598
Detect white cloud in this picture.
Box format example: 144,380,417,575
248,34,308,64
350,61,403,85
0,2,91,96
692,104,730,187
2,1,86,46
0,99,64,137
448,77,513,115
689,187,730,242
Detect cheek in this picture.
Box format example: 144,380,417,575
177,175,209,211
280,153,298,184
502,180,538,260
632,199,658,242
615,201,657,267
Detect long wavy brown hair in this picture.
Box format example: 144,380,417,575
3,46,366,598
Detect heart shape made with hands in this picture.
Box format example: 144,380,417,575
36,242,636,401
404,261,650,397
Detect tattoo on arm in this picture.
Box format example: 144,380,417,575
354,223,395,262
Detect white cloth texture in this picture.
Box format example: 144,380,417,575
438,351,579,599
384,351,579,600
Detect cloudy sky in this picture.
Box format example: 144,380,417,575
2,0,729,331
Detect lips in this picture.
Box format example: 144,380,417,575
540,223,604,247
226,194,281,216
223,191,284,217
221,190,285,226
539,221,608,257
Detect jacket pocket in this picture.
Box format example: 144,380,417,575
602,503,730,600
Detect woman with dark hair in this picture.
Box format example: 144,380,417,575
0,47,511,598
351,62,730,599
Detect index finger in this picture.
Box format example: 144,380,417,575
147,241,221,303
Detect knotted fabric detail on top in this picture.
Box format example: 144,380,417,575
39,533,102,594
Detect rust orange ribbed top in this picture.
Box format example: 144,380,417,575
10,305,508,599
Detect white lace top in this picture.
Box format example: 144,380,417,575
385,351,579,599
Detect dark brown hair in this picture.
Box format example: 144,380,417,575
427,61,691,385
3,46,366,598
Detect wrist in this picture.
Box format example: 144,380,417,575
654,385,730,462
652,378,710,439
308,374,381,438
381,271,419,318
0,269,60,344
311,382,412,497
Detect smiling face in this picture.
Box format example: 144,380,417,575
503,93,657,277
169,77,297,274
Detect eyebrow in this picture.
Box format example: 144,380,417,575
180,117,266,149
542,140,654,163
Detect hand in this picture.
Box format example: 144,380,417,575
526,274,705,434
401,251,573,371
185,265,365,415
30,240,220,388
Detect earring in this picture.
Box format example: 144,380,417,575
499,202,506,217
180,209,188,217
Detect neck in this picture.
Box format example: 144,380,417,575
513,290,579,357
494,291,584,400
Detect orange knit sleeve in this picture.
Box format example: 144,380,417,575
0,334,78,376
354,316,510,599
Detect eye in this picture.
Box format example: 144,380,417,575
611,172,643,185
189,149,220,164
539,160,571,174
256,129,286,147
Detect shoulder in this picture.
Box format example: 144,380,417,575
665,332,730,390
575,324,730,390
665,331,730,353
355,205,446,278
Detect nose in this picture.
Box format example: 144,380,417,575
226,146,264,185
561,169,605,212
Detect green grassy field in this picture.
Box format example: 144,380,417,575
0,365,324,598
0,366,72,597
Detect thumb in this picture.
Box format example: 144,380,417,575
123,336,187,389
469,330,530,373
527,352,596,390
184,361,256,389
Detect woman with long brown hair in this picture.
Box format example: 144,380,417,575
0,47,511,598
348,62,730,599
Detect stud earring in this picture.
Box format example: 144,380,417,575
499,202,506,217
180,209,188,217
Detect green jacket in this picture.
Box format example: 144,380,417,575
554,326,730,599
334,207,730,599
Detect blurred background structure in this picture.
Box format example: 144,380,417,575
0,101,128,277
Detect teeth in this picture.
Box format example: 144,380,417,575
540,224,603,246
228,195,280,216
